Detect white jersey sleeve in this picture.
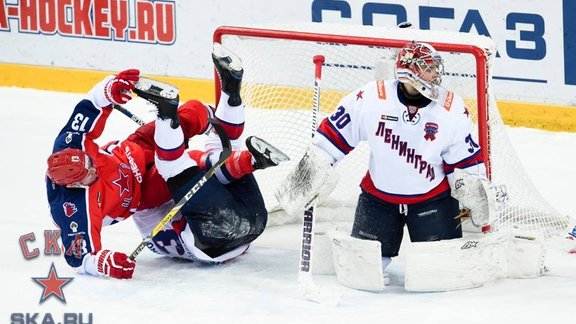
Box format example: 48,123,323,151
440,94,487,183
312,85,366,165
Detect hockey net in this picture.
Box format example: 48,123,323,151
213,23,573,238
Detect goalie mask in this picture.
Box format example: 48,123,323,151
394,41,444,99
47,148,98,187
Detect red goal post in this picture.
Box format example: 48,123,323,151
212,23,572,238
214,24,491,176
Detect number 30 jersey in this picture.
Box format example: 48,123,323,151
313,80,486,204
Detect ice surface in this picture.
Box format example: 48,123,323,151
1,87,575,324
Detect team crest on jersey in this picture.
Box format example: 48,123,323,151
63,202,78,217
65,132,73,144
402,108,420,125
424,122,439,141
70,221,78,233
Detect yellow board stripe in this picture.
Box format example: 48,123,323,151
1,63,575,132
498,101,576,132
0,63,215,104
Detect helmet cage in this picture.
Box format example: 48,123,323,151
394,41,444,99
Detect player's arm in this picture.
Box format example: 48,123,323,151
52,69,140,156
275,91,362,215
313,91,362,164
46,185,135,279
442,100,495,227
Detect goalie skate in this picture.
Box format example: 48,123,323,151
246,136,290,170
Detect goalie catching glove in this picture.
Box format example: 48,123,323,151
275,145,338,216
450,168,506,229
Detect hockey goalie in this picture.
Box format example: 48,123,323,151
275,40,547,292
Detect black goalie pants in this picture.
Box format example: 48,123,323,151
351,190,462,257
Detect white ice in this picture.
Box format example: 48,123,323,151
1,87,575,324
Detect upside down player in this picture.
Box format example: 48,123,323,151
46,43,288,279
277,41,491,283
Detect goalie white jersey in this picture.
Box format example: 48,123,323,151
313,79,486,204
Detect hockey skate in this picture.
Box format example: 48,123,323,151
246,136,290,170
133,77,180,128
212,42,243,106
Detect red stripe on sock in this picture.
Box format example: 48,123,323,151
156,143,185,161
224,151,254,179
217,119,244,140
188,150,209,170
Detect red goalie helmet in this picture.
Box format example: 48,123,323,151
394,41,444,98
47,148,97,187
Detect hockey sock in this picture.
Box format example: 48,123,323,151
154,119,196,180
192,150,254,184
224,150,255,179
215,92,245,140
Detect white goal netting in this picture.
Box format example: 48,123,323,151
214,23,573,238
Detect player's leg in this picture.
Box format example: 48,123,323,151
224,174,267,232
351,192,405,258
404,192,462,242
167,169,256,258
125,100,212,154
190,135,289,185
205,42,245,152
149,105,252,258
183,137,289,255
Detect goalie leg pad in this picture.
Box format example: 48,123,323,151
331,232,385,291
404,234,509,292
404,231,547,291
507,233,546,278
310,231,336,275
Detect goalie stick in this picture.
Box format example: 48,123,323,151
298,55,343,306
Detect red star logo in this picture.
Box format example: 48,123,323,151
356,90,364,100
32,263,73,304
112,168,130,197
463,108,470,117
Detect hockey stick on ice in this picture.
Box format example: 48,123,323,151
298,55,343,306
128,118,232,261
